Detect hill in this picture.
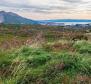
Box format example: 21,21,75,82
40,19,91,23
39,19,91,25
0,11,38,24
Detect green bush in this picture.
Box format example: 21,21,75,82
73,41,91,54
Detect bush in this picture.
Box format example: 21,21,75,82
73,41,91,54
26,53,51,67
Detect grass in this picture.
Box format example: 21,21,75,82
73,40,91,54
0,40,91,84
0,24,91,83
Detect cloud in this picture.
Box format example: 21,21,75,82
0,0,81,13
0,0,91,19
63,0,82,3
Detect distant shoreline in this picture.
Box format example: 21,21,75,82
59,22,91,25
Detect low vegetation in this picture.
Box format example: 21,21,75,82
0,24,91,84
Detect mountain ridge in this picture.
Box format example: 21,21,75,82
39,19,91,22
0,11,38,24
1,11,91,25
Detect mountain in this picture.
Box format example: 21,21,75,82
38,19,91,25
0,11,38,24
1,11,91,25
39,19,91,23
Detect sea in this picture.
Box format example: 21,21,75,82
63,22,91,25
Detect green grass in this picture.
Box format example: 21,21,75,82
0,24,91,83
0,40,91,84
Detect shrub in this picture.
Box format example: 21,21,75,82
73,41,91,54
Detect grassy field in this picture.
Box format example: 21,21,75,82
0,24,91,84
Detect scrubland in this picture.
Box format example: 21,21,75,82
0,24,91,84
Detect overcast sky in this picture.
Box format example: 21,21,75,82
0,0,91,20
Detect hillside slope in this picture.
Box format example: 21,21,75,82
0,11,38,24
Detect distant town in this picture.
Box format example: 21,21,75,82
40,22,91,28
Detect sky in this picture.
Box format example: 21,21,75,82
0,0,91,20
